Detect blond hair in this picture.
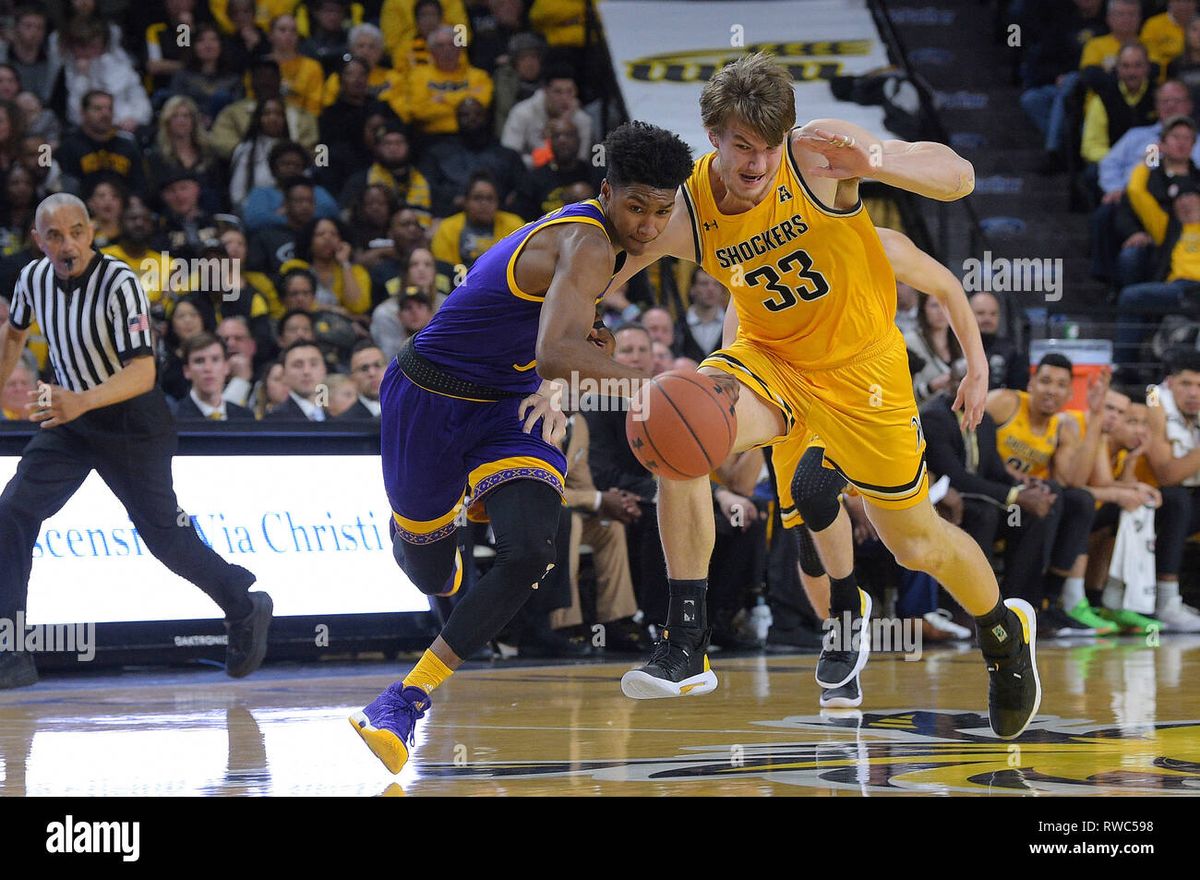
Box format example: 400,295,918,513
699,53,796,146
156,95,211,160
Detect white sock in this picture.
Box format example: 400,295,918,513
1102,578,1124,611
1062,576,1085,609
1157,580,1180,609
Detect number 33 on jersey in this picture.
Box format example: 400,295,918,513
682,139,899,372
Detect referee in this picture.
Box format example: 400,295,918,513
0,194,272,690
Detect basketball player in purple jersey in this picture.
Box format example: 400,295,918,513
350,122,694,774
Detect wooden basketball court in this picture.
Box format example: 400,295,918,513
2,638,1199,797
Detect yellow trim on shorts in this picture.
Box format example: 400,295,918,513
393,494,466,535
468,455,565,497
823,454,929,510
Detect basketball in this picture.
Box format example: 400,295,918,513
625,370,738,480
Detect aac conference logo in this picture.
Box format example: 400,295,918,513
415,710,1200,794
625,39,872,83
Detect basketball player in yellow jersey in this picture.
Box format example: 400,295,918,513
987,355,1120,634
611,53,1040,739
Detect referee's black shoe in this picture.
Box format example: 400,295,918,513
0,651,38,689
225,592,273,678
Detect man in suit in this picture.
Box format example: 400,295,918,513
266,340,329,421
338,340,384,422
174,334,257,421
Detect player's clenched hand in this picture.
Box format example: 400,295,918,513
519,388,567,445
795,128,874,180
952,364,989,430
28,383,88,429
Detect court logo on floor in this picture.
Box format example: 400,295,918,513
418,710,1200,794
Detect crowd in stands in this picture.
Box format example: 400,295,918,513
1016,0,1200,382
0,0,604,429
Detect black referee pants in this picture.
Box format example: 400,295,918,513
0,389,255,621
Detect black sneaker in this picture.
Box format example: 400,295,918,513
819,675,862,708
601,617,654,654
620,626,717,699
0,651,38,689
225,591,273,678
815,588,872,689
985,598,1042,740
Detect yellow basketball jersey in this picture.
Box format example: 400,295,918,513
682,142,897,370
996,391,1061,479
1112,446,1159,487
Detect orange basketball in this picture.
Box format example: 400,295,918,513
625,370,738,480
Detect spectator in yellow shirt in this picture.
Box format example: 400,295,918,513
431,170,523,270
381,0,470,61
102,197,185,310
1141,0,1196,74
1081,0,1142,73
391,0,446,73
530,0,587,49
408,26,494,136
320,22,407,120
286,216,373,313
267,14,326,116
1116,178,1200,368
1081,43,1156,163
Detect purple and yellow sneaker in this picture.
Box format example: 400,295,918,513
349,684,431,773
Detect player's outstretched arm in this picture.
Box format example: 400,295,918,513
795,118,975,202
537,226,651,386
877,227,988,427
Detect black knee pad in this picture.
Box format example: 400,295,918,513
793,525,826,577
790,448,845,533
393,532,458,596
493,525,558,587
487,480,562,584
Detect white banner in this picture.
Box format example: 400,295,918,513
0,455,430,625
598,0,891,158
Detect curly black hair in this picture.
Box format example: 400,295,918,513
604,121,693,191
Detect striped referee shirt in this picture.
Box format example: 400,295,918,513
7,253,154,393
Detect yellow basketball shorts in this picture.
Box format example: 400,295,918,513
701,332,928,528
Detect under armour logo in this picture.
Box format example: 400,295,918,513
777,185,792,202
703,220,718,231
